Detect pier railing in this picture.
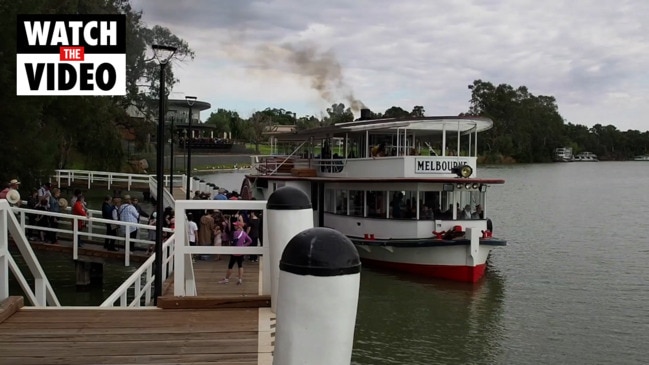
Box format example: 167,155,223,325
100,233,176,307
11,205,173,266
1,200,60,307
52,169,188,194
173,199,270,297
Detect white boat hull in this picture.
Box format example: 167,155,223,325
352,238,501,282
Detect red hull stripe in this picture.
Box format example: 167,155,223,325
360,258,486,283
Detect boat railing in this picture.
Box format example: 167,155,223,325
1,200,60,307
11,205,173,266
312,158,347,173
100,233,176,307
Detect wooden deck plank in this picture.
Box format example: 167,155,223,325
1,354,258,365
0,308,264,364
163,259,262,297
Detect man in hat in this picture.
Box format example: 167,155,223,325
0,179,20,200
213,188,228,200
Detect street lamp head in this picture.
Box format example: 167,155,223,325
185,95,197,107
152,44,177,65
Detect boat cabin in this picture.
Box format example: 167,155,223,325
246,113,503,236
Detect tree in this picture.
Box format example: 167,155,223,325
244,112,277,153
205,109,240,137
323,103,354,125
411,106,425,117
383,106,410,118
467,80,565,162
295,115,322,131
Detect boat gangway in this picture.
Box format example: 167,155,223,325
0,171,277,364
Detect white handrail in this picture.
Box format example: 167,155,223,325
1,200,60,307
11,206,172,266
100,233,176,307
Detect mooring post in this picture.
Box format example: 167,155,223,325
273,227,361,365
266,186,313,313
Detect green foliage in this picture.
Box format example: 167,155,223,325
323,103,354,125
205,109,240,136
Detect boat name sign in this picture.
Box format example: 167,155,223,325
415,158,470,174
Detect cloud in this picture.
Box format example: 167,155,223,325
131,0,649,130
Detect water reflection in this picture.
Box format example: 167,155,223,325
352,266,505,365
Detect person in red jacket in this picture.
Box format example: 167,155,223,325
72,194,87,247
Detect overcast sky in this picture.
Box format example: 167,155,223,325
131,0,649,131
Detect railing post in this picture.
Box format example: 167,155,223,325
72,219,78,260
125,232,131,267
0,209,8,301
87,211,94,237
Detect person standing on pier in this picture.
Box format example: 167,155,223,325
118,195,140,240
132,197,149,222
198,210,215,260
37,182,52,203
72,195,87,247
0,178,20,200
218,221,252,285
102,195,118,251
247,210,260,262
46,188,62,244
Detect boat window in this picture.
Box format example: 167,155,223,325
335,190,348,215
349,190,365,217
418,191,440,220
389,190,417,219
367,191,386,218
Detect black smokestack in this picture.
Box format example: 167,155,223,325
359,108,372,121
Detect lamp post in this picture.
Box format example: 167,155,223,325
185,95,197,199
152,44,177,305
167,109,177,192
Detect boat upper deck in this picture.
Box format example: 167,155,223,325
251,114,496,180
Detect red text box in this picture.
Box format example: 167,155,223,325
59,47,85,61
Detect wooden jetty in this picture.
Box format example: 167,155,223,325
0,260,274,365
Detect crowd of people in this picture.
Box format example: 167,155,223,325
3,178,263,284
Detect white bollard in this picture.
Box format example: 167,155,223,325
266,186,313,313
273,227,361,365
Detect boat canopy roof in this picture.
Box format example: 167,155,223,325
273,116,493,141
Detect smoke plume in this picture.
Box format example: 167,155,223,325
247,42,366,112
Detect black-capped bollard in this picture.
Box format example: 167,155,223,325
273,227,361,365
266,186,313,313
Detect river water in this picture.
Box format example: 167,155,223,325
10,163,649,364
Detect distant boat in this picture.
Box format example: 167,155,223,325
633,155,649,161
573,152,598,162
554,147,574,162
